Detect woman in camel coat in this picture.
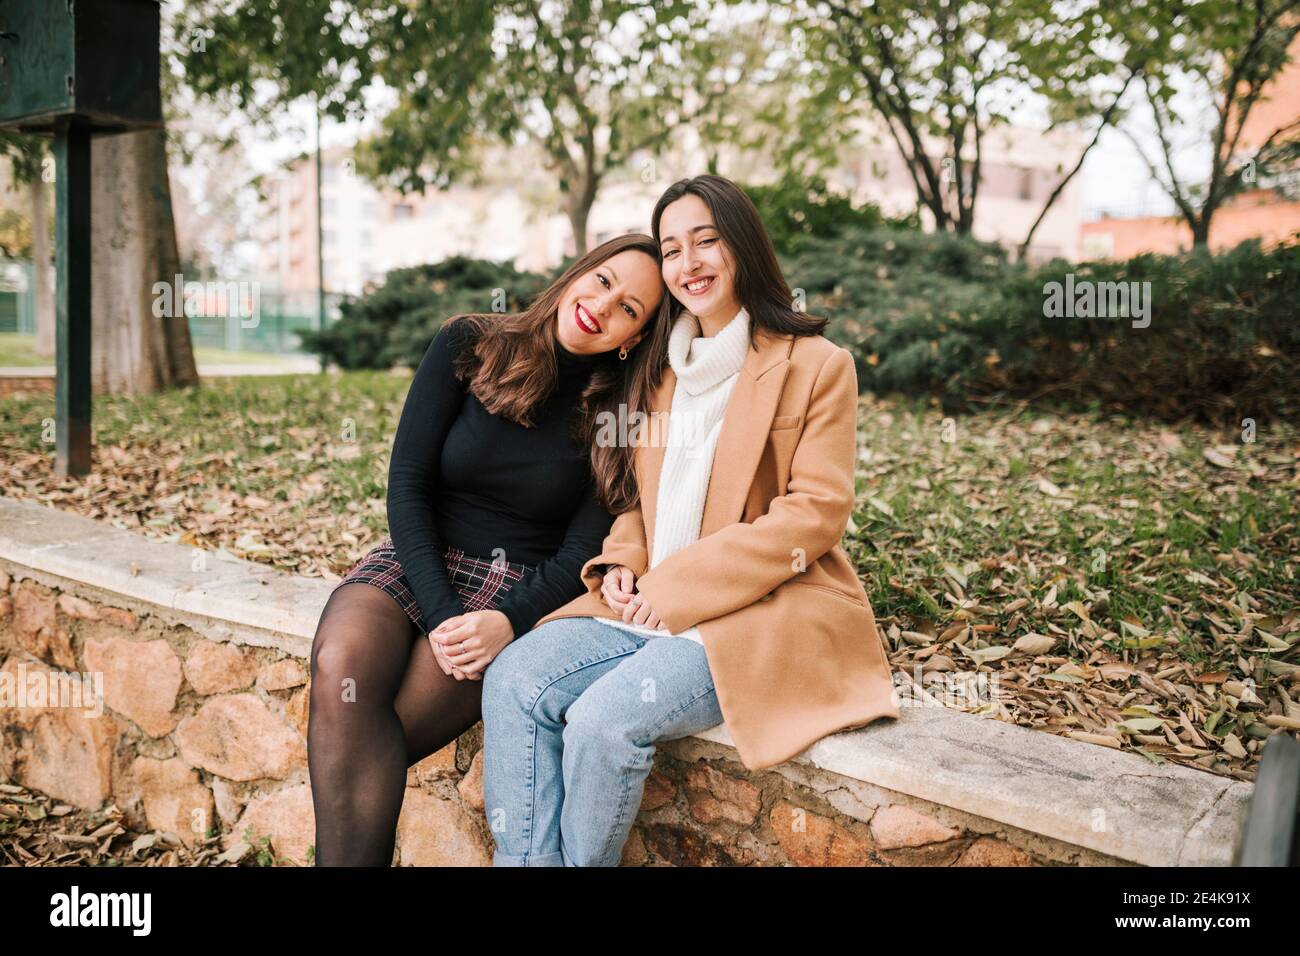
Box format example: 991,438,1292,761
524,319,900,770
479,175,899,867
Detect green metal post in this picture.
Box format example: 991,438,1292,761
53,118,91,478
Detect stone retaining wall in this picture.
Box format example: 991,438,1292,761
0,567,1125,866
3,495,1252,868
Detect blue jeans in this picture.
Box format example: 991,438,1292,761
480,616,723,866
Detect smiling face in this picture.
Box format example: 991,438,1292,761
554,249,664,357
657,193,742,328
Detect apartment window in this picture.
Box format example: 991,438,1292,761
360,230,374,249
392,203,414,220
322,199,337,218
322,164,338,185
1018,167,1034,201
322,230,336,249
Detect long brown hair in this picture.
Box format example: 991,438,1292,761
447,233,676,513
651,174,827,346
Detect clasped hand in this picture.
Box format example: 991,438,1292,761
600,565,667,631
427,609,514,681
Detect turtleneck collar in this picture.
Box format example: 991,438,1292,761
554,339,612,385
667,308,751,396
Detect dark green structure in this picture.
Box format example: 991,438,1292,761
0,0,162,476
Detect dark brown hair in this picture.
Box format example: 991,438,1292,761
448,233,676,513
651,174,827,346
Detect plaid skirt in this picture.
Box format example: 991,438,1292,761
334,534,534,634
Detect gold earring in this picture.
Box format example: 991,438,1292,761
618,345,629,360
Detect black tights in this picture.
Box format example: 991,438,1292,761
307,583,483,866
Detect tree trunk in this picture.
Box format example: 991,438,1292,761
1191,213,1212,249
90,127,198,395
566,193,591,257
564,160,600,258
31,173,55,357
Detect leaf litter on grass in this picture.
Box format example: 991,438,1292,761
1,376,1297,783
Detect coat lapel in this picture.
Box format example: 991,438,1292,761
699,329,793,537
638,328,794,555
637,365,675,555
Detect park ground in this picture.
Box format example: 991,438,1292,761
1,370,1297,811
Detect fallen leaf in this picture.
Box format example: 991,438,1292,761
1012,633,1055,654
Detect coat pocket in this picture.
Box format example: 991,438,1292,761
785,580,868,608
771,414,802,430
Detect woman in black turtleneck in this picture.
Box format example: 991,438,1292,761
308,234,673,866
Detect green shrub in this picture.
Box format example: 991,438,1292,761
990,241,1300,423
304,213,1297,426
744,173,914,257
299,257,546,369
782,225,1012,387
792,228,1300,424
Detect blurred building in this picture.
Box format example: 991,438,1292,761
254,144,656,294
1081,189,1300,259
835,120,1084,261
253,117,1088,291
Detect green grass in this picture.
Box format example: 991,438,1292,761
192,347,310,366
0,333,306,368
1,373,1293,638
846,398,1297,669
0,333,46,366
0,369,404,575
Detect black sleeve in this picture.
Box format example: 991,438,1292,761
386,320,476,633
493,481,615,638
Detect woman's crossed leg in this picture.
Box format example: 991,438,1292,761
308,583,484,866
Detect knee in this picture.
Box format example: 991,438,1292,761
309,627,356,689
308,627,382,720
564,688,650,756
480,639,532,713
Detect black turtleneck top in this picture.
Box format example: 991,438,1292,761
386,318,616,638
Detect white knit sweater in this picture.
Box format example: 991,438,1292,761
598,307,751,644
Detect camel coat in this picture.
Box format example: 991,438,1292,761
533,327,900,770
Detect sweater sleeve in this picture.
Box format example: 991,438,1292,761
493,481,616,638
386,320,476,633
